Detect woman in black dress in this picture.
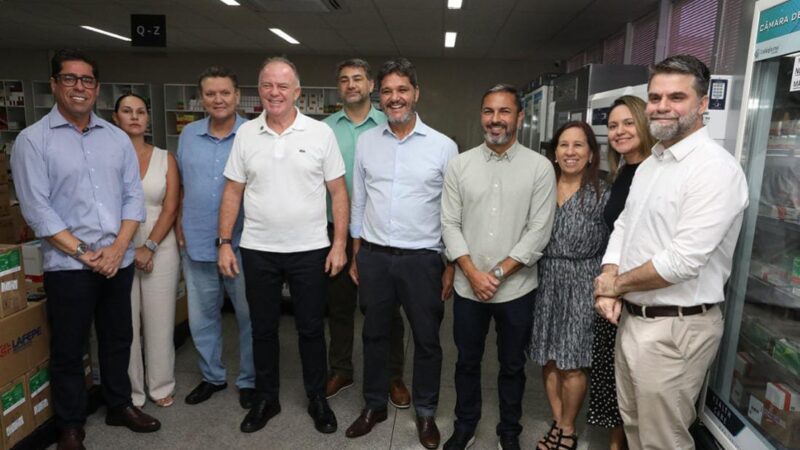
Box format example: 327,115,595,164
530,121,609,450
587,95,655,450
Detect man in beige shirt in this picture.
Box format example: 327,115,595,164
441,84,556,450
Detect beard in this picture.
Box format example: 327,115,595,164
484,122,514,146
649,107,700,142
386,104,415,125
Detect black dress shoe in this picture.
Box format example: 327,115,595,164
185,381,227,405
239,388,256,409
57,427,86,450
105,405,161,433
308,397,337,434
240,399,281,433
345,408,388,438
443,428,475,450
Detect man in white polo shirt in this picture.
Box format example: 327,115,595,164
217,57,349,436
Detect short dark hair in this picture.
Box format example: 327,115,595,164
377,58,417,89
551,121,602,200
51,49,99,80
336,58,372,80
481,84,522,113
259,56,301,86
649,54,710,97
114,92,149,112
197,66,239,90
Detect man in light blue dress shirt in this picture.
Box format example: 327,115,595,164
345,58,457,450
175,66,255,409
11,49,159,450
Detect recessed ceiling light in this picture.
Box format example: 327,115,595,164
447,0,463,9
220,0,240,5
445,32,457,48
270,28,300,45
80,25,131,42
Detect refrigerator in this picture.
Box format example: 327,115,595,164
700,1,800,449
518,85,552,155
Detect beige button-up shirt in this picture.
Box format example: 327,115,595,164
441,142,556,303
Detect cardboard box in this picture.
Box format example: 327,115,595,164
20,241,42,283
748,392,765,425
0,377,33,449
0,185,9,218
0,154,8,185
9,205,34,243
0,245,27,318
0,301,49,386
26,363,51,428
734,351,755,378
766,382,800,412
762,399,800,448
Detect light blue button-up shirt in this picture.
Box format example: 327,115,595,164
350,115,458,251
11,105,145,271
177,115,247,262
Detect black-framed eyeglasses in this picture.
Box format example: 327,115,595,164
54,74,97,88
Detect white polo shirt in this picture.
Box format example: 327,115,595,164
224,109,345,253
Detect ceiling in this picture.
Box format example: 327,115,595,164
0,0,659,61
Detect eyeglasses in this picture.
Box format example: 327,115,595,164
54,74,97,88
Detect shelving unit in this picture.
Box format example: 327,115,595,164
0,80,27,154
31,80,53,122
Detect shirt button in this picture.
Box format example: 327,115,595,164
489,232,494,237
95,185,99,189
493,184,499,188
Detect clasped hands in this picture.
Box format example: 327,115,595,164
593,271,623,325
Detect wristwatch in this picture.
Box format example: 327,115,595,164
492,266,505,282
73,242,88,258
144,239,159,253
215,237,232,247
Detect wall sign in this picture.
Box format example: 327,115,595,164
131,15,166,48
754,0,800,60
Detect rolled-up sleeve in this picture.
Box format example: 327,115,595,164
441,157,469,262
10,133,68,237
120,139,145,222
508,162,556,266
650,160,748,283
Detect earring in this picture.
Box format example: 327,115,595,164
588,158,593,164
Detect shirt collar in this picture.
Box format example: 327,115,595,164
651,126,709,162
481,141,521,162
258,107,306,135
198,114,246,139
381,113,428,141
47,104,103,131
336,105,382,128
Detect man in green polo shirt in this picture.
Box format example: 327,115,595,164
323,59,409,407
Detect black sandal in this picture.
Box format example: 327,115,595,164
536,421,559,450
553,428,578,450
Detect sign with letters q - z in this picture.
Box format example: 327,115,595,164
131,15,166,47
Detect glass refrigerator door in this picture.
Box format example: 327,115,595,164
705,54,800,450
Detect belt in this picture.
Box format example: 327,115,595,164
361,240,437,256
624,300,716,319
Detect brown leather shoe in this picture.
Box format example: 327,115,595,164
345,408,388,438
105,405,161,433
326,374,354,399
57,428,85,450
389,379,410,409
417,416,440,449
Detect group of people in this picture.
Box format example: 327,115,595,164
9,48,749,450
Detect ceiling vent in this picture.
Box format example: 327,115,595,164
241,0,346,13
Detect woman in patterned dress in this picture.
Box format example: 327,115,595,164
529,121,609,450
587,95,655,450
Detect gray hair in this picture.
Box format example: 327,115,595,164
649,54,710,97
259,56,301,87
481,83,522,113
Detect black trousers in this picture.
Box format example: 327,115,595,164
241,247,328,403
326,225,405,380
358,246,444,416
44,265,135,430
452,291,534,437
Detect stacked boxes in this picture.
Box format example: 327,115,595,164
26,363,52,428
1,376,32,449
0,244,27,318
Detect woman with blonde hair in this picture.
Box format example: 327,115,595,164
587,95,654,450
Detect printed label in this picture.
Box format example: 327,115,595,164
0,249,21,277
1,383,24,416
5,416,23,437
1,279,17,293
29,368,50,397
33,398,49,415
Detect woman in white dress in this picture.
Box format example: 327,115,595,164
113,93,181,407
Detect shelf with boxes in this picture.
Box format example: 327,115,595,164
0,80,29,156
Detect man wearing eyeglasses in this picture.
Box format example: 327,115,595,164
11,49,160,450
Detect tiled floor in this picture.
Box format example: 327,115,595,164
59,303,610,449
